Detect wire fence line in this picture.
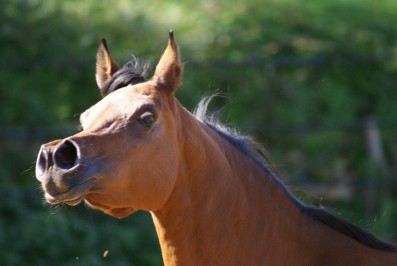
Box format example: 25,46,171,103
1,178,396,202
0,126,77,141
1,118,397,141
0,52,391,70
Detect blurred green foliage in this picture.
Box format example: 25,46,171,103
1,0,397,264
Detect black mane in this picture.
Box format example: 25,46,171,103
303,206,397,252
100,57,150,97
194,96,397,253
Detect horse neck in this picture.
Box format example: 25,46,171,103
150,102,397,265
151,102,307,265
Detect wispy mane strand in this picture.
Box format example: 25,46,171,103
193,95,277,174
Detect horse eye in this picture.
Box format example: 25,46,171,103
140,112,156,126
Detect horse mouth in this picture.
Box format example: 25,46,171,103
44,179,95,206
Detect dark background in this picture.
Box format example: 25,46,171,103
1,0,397,265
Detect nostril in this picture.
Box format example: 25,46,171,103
54,140,79,170
36,146,48,178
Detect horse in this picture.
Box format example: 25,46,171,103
35,31,397,265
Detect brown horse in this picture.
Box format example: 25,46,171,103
36,31,397,265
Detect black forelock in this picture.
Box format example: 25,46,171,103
100,57,151,98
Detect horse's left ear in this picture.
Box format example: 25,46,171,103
96,38,120,94
152,31,183,94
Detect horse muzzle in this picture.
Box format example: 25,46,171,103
36,138,94,206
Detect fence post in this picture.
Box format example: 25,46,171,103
364,116,387,218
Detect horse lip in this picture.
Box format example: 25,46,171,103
45,179,95,205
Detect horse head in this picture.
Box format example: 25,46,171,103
36,31,183,218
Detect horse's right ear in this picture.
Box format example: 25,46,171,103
95,38,120,92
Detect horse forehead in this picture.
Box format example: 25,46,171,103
81,84,161,125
